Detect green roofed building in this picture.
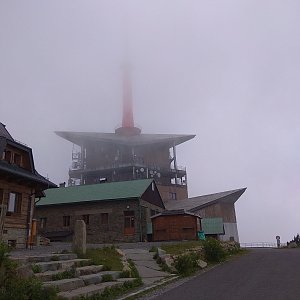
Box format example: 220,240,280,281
35,179,165,243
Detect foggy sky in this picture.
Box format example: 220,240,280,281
1,0,300,244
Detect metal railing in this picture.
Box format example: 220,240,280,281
240,242,287,248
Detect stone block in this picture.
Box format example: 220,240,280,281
72,220,86,255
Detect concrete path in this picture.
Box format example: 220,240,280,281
122,248,171,286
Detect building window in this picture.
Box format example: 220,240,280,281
63,216,70,227
40,217,47,229
83,214,90,225
169,192,177,200
4,150,12,163
7,192,22,213
124,211,135,235
13,153,21,166
100,213,108,225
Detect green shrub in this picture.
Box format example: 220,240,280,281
174,252,199,276
203,238,226,263
51,267,76,281
1,277,57,300
227,243,241,255
80,278,142,300
119,270,131,278
32,264,42,274
101,274,114,282
149,246,158,253
127,259,140,279
0,242,57,300
50,255,60,261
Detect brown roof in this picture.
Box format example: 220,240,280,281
0,122,13,140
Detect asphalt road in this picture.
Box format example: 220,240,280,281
152,248,300,300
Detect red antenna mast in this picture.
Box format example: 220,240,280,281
115,64,141,136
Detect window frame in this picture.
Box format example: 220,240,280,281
7,192,22,214
82,214,90,225
100,213,109,225
63,215,71,227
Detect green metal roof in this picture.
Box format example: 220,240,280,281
36,179,154,206
201,218,224,235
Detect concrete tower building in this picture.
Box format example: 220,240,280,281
56,68,195,201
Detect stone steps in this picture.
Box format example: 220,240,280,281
35,258,91,272
36,264,105,282
79,270,120,285
58,278,137,300
44,277,85,292
12,253,77,264
76,264,104,276
27,251,136,299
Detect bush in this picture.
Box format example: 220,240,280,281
174,252,199,276
0,241,57,300
203,238,226,263
101,274,114,282
32,264,42,274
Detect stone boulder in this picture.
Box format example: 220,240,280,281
197,259,208,269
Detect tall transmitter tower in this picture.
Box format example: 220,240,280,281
56,67,195,201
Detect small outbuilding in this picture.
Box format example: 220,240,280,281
151,209,201,241
164,188,246,242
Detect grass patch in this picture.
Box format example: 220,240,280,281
79,246,123,271
161,241,203,255
127,259,140,279
32,264,42,274
101,274,114,282
149,246,158,253
51,267,76,281
80,278,143,300
50,255,60,261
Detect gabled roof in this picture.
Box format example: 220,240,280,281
0,160,56,189
0,123,13,141
0,122,56,191
37,179,156,206
55,131,195,148
151,209,200,219
164,188,246,212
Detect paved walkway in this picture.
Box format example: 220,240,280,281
150,248,300,300
122,248,171,286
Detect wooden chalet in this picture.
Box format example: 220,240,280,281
0,122,56,248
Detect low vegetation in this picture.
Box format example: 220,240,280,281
81,278,143,300
158,239,245,277
51,267,76,281
32,264,42,274
0,242,57,300
79,246,123,271
160,241,203,255
203,238,226,263
174,252,200,276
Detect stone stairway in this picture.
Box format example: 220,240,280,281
13,252,135,300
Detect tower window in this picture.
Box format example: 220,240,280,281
169,192,177,200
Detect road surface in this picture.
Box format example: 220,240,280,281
152,248,300,300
